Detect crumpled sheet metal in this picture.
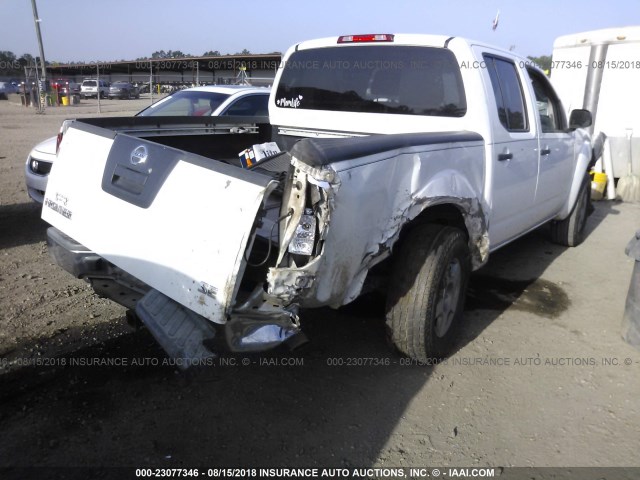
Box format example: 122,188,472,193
269,142,488,308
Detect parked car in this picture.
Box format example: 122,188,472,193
108,81,140,99
51,78,81,96
24,137,56,203
0,81,20,99
137,85,270,117
25,85,271,203
81,79,109,99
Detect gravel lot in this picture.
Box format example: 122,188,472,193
0,96,639,478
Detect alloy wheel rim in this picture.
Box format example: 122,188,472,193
434,258,462,338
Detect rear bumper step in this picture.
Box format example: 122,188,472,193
135,289,308,369
135,289,218,369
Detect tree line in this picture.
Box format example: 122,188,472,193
140,49,255,59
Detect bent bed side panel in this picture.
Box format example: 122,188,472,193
42,125,273,323
289,131,484,166
276,133,486,308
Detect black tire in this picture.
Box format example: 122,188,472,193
386,224,471,361
550,172,590,247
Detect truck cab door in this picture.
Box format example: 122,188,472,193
481,53,539,249
525,67,573,221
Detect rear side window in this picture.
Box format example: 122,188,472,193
221,94,269,116
138,91,231,117
276,45,466,117
484,55,528,131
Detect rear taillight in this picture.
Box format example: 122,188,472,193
56,132,63,154
337,34,394,43
56,119,74,155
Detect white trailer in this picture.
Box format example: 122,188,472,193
551,26,640,178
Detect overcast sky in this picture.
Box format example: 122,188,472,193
1,0,637,62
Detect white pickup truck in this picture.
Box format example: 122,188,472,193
42,34,594,366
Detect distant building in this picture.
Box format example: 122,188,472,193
47,53,282,87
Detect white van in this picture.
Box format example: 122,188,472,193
551,26,640,177
80,79,109,99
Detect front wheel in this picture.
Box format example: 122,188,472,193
550,172,590,247
386,224,471,361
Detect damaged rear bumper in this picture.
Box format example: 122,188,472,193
47,227,148,310
46,226,307,367
135,289,306,370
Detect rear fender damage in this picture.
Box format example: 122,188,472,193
265,156,489,308
266,157,340,303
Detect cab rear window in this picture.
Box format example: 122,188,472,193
275,45,466,117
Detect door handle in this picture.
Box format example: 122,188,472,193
541,148,551,156
498,152,513,161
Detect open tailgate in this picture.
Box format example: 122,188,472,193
42,123,275,323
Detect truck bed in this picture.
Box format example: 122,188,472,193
75,115,273,167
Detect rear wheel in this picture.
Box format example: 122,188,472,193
550,172,590,247
386,224,471,361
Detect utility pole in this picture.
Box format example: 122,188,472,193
31,0,47,111
97,62,101,114
150,61,154,104
31,0,47,79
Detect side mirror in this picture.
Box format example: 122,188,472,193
569,109,592,129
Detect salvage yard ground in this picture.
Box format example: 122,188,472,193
0,98,639,473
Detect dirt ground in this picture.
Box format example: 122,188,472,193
0,97,639,479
